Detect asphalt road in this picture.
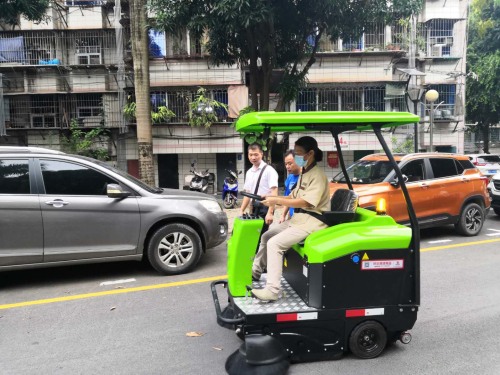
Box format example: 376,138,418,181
1,212,500,375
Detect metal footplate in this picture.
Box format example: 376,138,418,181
233,274,317,315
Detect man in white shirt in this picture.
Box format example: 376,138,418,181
239,143,279,226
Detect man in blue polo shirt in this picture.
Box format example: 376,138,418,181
279,150,302,223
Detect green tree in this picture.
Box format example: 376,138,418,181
0,0,50,27
149,0,421,159
189,87,229,128
466,0,500,153
61,119,110,160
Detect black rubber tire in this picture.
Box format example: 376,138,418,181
222,197,234,209
455,202,484,236
349,320,387,359
147,223,202,275
494,208,500,216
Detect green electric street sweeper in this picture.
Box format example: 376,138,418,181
211,111,421,375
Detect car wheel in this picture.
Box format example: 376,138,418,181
147,223,202,275
494,208,500,216
455,202,484,236
349,320,387,359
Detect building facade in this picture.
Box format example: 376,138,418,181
0,0,470,189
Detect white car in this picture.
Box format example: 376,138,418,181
467,154,500,179
487,173,500,216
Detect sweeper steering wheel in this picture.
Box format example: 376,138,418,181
241,192,265,201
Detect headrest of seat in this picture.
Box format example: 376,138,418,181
331,189,359,212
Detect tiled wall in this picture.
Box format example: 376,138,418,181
152,125,243,154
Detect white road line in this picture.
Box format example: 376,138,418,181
486,233,500,237
428,239,453,244
100,278,137,286
487,229,500,232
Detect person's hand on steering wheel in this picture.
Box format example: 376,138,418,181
261,196,279,208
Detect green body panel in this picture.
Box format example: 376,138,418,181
227,217,264,297
292,208,412,264
235,111,420,133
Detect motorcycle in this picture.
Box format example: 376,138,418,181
222,168,241,209
189,163,211,193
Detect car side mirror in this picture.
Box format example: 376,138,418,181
390,174,408,187
107,183,131,199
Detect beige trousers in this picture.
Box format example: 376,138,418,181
252,220,309,294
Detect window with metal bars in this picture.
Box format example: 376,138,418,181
297,86,387,112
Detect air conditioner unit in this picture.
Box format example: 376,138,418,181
431,45,444,57
441,110,452,119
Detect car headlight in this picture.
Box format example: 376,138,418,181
200,200,222,213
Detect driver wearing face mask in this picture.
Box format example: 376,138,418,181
251,136,331,302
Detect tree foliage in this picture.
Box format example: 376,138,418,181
0,0,50,27
61,119,110,160
123,98,176,124
149,0,421,160
189,87,229,128
466,0,500,153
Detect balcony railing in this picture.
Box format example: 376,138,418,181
0,30,122,66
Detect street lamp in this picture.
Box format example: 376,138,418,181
425,89,439,152
397,68,426,153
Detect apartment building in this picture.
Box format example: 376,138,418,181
0,0,470,190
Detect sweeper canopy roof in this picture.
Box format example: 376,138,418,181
235,111,420,133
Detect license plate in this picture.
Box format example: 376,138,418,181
488,170,497,174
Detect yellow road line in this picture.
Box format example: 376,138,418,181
2,238,500,311
0,275,227,310
421,238,500,252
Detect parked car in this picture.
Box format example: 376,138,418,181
467,154,500,179
487,173,500,216
0,147,228,274
330,153,491,236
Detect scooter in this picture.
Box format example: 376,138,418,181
222,168,241,209
211,111,421,375
189,162,211,193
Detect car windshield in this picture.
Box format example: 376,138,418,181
333,160,393,184
73,156,161,194
478,155,500,164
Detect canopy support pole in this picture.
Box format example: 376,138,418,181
373,125,420,306
331,131,353,191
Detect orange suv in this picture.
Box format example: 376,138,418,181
330,153,491,236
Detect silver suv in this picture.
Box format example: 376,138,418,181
0,147,228,275
488,173,500,216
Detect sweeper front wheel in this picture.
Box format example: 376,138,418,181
349,320,387,359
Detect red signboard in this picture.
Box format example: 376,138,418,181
327,151,339,168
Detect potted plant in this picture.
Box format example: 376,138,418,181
387,43,394,50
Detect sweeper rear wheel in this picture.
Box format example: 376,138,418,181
349,320,387,359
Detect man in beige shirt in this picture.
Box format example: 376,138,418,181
252,136,331,302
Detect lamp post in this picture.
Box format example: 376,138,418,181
425,89,439,152
407,84,425,152
397,68,426,153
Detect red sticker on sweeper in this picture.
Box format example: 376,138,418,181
361,259,404,270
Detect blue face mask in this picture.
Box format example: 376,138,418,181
294,155,308,168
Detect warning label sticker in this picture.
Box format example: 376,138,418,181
361,259,404,270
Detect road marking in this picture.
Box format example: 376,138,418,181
427,239,452,244
486,229,500,237
100,278,136,286
2,238,500,311
0,275,227,311
422,238,500,252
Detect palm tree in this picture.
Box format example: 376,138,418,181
129,0,155,186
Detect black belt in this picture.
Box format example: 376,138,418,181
294,208,329,226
